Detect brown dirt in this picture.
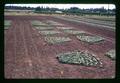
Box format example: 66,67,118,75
5,15,115,79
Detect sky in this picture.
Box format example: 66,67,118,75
5,4,115,9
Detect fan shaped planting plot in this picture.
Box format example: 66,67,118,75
63,30,86,35
105,49,115,60
56,27,74,30
57,51,102,67
31,20,47,26
46,20,64,25
35,26,55,30
4,20,11,30
44,37,71,44
39,30,61,35
77,35,104,44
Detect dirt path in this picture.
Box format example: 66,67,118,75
5,15,115,79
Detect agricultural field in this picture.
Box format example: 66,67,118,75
53,15,115,30
4,15,115,79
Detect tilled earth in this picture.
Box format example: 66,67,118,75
4,15,115,79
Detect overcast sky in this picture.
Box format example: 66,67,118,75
5,4,115,9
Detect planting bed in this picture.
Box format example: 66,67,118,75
76,35,104,44
39,30,61,35
63,29,86,35
56,27,74,30
44,36,71,44
4,20,11,30
105,49,115,60
45,20,64,25
57,51,102,67
31,20,47,26
34,26,55,30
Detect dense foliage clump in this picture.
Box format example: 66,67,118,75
57,51,102,67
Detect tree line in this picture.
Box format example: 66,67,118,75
5,6,115,16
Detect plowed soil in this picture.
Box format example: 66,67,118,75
4,15,115,79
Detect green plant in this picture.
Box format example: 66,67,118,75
57,51,102,67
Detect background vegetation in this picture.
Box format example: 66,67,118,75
5,5,115,16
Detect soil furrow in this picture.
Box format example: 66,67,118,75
23,20,45,78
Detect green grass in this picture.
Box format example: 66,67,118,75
76,35,104,44
57,51,102,67
44,36,71,44
105,49,115,60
